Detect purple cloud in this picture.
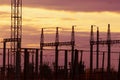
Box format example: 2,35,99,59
0,0,120,12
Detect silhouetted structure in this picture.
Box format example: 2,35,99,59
40,26,75,80
90,24,120,72
1,0,120,80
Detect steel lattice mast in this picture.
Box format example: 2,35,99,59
11,0,22,52
11,0,22,79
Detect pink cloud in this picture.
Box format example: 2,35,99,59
0,0,120,12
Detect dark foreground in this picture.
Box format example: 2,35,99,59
0,64,119,80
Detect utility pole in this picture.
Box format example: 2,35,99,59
96,27,99,69
71,26,75,80
90,25,94,73
40,28,44,80
107,24,111,72
55,27,59,80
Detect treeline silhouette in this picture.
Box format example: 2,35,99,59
0,61,119,80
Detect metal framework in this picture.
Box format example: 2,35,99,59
43,42,72,46
2,0,22,79
40,26,75,80
11,0,22,52
90,24,120,72
11,0,22,79
91,40,120,45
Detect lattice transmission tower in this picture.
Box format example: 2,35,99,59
3,0,22,79
11,0,22,53
11,0,22,79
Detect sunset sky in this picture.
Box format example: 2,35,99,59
0,0,120,48
0,0,120,70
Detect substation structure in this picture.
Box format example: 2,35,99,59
2,26,84,80
0,0,85,79
2,0,22,80
40,26,76,80
3,0,22,80
2,47,40,80
90,24,120,73
1,0,120,79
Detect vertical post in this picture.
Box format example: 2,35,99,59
8,49,10,69
80,50,83,62
118,53,120,80
24,49,29,80
102,52,105,72
40,51,43,79
40,28,44,80
7,49,10,80
107,24,111,72
90,25,94,73
32,52,34,67
96,27,99,69
101,52,105,80
55,27,59,80
79,50,84,80
71,26,75,80
3,41,6,80
16,48,21,80
31,51,34,79
74,49,79,76
64,50,68,79
35,49,38,79
75,49,79,65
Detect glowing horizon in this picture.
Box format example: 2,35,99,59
0,5,120,32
